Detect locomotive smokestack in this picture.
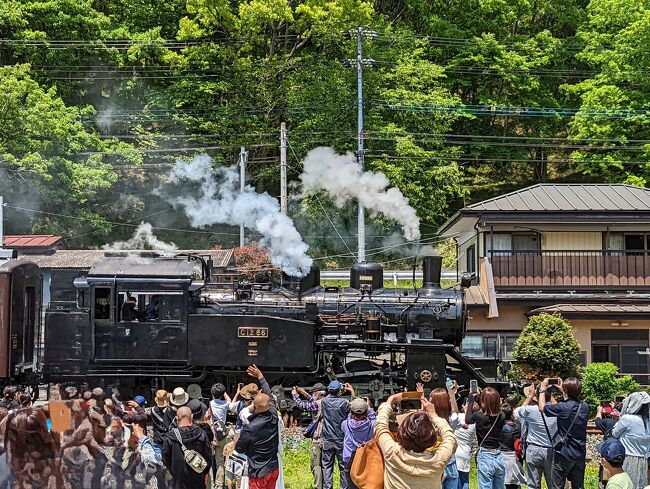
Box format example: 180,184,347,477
422,255,442,289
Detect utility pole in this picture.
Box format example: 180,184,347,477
280,122,288,213
239,147,247,247
342,28,377,262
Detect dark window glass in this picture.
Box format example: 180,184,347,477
94,288,111,320
466,245,476,274
620,346,649,374
625,234,645,251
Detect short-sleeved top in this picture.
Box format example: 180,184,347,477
465,408,506,450
210,399,229,425
514,405,557,448
606,472,634,489
544,400,589,461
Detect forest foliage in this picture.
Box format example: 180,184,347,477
1,0,650,265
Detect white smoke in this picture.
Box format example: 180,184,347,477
103,222,177,254
164,155,312,277
300,147,421,241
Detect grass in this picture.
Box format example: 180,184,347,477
282,440,600,489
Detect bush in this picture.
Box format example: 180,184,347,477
582,362,641,415
512,313,581,380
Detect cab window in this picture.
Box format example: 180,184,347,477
118,291,183,322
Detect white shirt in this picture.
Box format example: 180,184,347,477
612,414,650,457
454,413,477,473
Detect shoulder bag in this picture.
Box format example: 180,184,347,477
552,402,584,453
350,435,384,489
172,428,208,474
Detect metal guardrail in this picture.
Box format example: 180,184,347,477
320,270,457,281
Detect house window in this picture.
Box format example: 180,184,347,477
461,334,519,359
608,233,650,253
486,233,540,256
591,329,649,380
466,244,476,274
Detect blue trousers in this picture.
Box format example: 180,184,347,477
477,449,506,489
458,471,470,489
443,456,459,489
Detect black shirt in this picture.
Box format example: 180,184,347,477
499,421,521,451
235,410,280,479
595,417,617,440
466,394,506,450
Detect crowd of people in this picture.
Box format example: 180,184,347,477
0,372,648,489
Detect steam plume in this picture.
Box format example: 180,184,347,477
163,155,312,277
103,222,177,253
300,147,421,241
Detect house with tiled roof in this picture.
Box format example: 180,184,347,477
439,183,650,382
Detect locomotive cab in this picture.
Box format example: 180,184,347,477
83,253,201,363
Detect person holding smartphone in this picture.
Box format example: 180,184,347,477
538,377,589,489
466,386,507,489
321,380,355,489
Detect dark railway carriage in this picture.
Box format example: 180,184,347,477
0,260,41,381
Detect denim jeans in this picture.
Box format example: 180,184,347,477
322,442,347,489
477,449,506,489
458,471,470,489
443,455,459,489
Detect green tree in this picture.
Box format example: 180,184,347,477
581,362,641,415
512,313,581,379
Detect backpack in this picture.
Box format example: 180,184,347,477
212,418,228,442
172,428,208,474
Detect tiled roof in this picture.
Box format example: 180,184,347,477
529,303,650,317
22,249,234,269
3,235,63,248
466,184,650,212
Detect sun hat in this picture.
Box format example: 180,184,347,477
240,383,259,401
187,384,202,400
327,380,342,393
187,398,207,420
170,387,189,407
596,438,626,464
154,390,169,408
350,397,369,415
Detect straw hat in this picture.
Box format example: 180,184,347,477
155,389,170,408
239,383,259,401
170,387,189,407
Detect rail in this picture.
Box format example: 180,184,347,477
488,249,650,289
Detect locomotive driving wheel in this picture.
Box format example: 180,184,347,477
419,370,433,383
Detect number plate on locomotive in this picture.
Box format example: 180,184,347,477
238,327,269,338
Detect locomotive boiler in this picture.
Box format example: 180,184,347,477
36,251,486,400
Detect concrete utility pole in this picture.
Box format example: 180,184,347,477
239,147,248,247
343,27,377,262
280,122,288,213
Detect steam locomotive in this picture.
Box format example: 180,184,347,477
0,252,498,401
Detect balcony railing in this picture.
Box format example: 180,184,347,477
489,250,650,289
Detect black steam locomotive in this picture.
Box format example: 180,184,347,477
1,253,497,401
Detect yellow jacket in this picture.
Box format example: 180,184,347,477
374,403,457,489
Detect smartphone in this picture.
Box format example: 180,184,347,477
238,383,244,389
601,400,612,407
446,377,454,389
469,380,478,394
402,391,422,400
548,378,560,385
615,396,625,403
